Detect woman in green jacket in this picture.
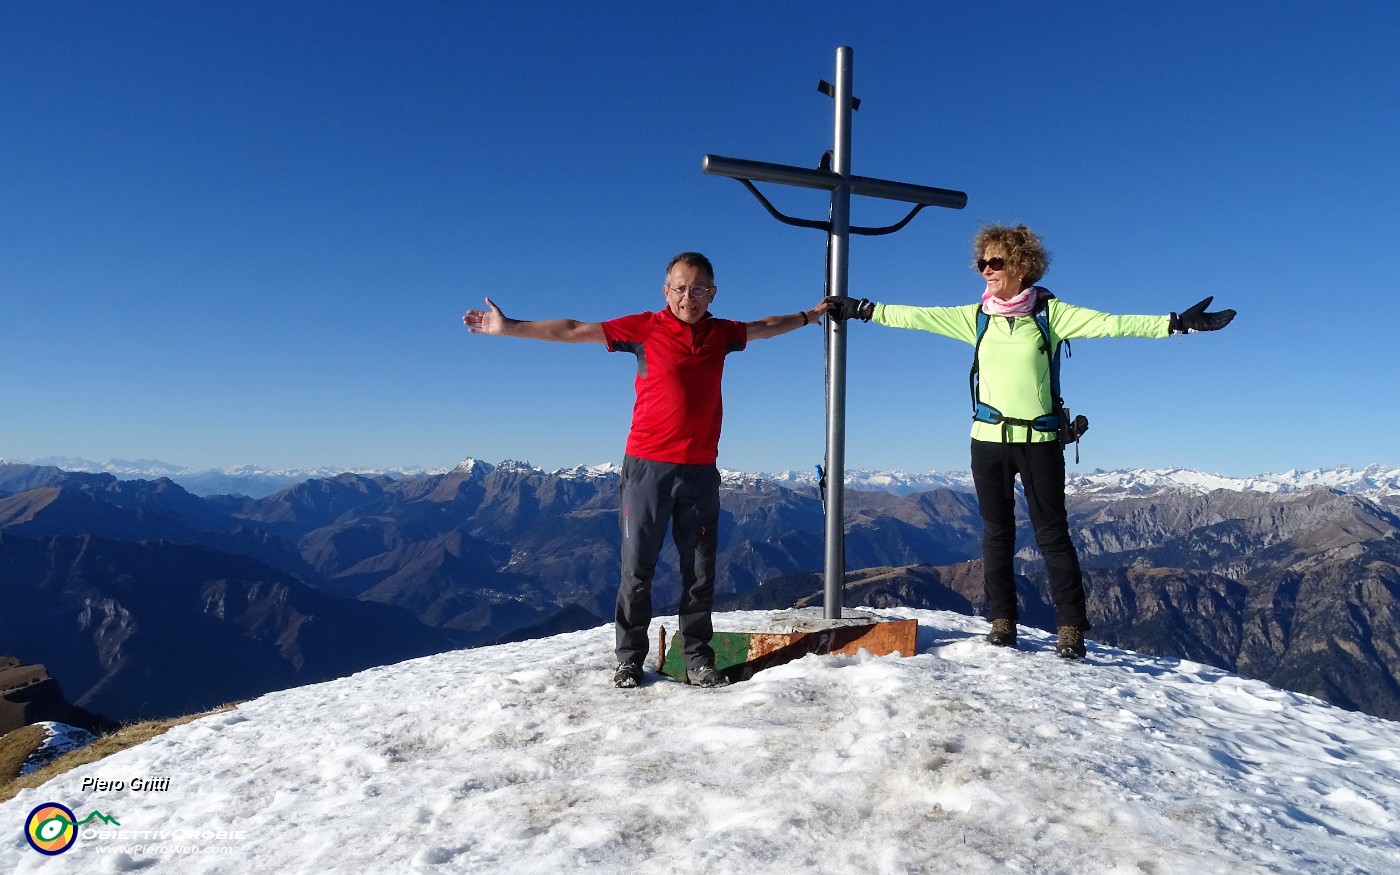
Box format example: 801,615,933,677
826,224,1234,659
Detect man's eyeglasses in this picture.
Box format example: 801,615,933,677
976,257,1007,272
666,284,714,298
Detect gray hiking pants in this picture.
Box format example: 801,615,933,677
615,455,720,671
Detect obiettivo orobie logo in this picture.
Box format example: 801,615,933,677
24,802,120,855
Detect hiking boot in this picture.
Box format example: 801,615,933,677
985,618,1017,648
1056,625,1086,660
686,665,730,688
613,662,643,688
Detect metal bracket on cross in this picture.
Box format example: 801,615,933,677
702,156,964,236
703,46,967,622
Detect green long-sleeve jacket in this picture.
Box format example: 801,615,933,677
873,298,1170,443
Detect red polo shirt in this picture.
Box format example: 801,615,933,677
601,308,748,465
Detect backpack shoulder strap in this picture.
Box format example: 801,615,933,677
969,308,991,412
1033,295,1070,405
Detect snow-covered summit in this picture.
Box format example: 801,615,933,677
450,457,495,476
4,609,1396,872
765,464,1400,502
719,468,772,489
1064,464,1400,502
763,467,978,495
557,462,622,480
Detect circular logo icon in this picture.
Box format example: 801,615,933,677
25,803,78,855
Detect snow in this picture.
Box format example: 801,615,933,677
756,465,1400,503
450,458,494,476
557,463,622,480
1064,465,1400,500
5,609,1399,873
764,467,978,495
18,723,97,776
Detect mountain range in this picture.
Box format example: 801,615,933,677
10,455,1400,506
2,457,1399,725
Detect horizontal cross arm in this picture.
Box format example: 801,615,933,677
849,175,966,210
703,155,838,192
703,154,966,210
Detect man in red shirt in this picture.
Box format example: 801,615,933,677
464,252,827,688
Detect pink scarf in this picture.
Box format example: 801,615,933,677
981,285,1051,317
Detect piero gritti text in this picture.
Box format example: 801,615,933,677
79,776,171,792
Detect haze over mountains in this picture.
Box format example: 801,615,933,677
2,457,1399,727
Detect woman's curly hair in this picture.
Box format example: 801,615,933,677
972,224,1051,286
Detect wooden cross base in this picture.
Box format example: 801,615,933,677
657,616,918,684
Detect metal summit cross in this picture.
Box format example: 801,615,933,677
704,46,967,620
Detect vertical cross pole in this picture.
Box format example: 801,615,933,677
702,46,966,622
823,47,854,619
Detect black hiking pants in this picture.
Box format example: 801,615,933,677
970,438,1090,631
615,455,720,671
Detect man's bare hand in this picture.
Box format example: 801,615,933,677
463,297,508,335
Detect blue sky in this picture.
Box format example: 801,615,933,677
2,1,1397,477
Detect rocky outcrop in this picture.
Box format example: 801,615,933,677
0,658,114,736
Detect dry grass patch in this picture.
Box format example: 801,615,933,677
0,724,50,783
0,704,237,804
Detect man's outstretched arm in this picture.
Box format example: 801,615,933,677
745,300,830,341
463,297,607,344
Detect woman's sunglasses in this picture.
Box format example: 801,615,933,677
977,257,1007,272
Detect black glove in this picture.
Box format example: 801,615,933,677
1169,296,1236,334
824,296,875,322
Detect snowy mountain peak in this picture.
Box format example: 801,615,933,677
556,462,622,480
494,459,542,475
451,457,496,476
719,468,770,488
1064,465,1400,501
763,467,978,495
